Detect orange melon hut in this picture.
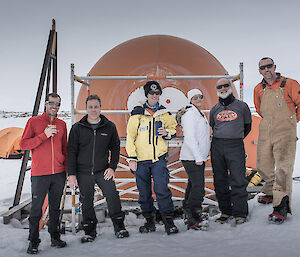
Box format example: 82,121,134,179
72,35,260,204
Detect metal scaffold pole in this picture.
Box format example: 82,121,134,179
240,62,244,101
71,63,75,125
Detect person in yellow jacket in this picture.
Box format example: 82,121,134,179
126,81,178,235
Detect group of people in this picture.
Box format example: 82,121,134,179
20,57,300,254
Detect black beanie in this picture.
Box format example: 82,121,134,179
143,81,162,97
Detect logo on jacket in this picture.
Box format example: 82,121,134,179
216,110,238,121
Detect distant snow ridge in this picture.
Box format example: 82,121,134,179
0,111,71,119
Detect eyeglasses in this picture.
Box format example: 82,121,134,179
191,95,204,100
259,64,274,70
148,90,161,95
216,84,230,90
47,101,61,107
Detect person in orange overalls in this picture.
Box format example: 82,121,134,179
254,57,300,224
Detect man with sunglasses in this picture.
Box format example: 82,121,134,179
20,93,67,254
210,78,252,225
126,81,179,235
254,57,300,224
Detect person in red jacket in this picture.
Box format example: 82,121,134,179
20,93,67,254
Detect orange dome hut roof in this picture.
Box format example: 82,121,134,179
76,35,238,137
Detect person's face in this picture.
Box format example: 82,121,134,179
86,99,101,120
45,96,61,117
147,89,161,106
216,79,232,99
259,58,276,81
190,94,203,109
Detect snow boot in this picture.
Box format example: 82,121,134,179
184,208,206,230
215,213,232,224
268,196,289,224
27,239,41,254
161,213,179,235
139,212,156,233
258,194,273,204
235,217,247,225
112,213,129,238
81,234,96,243
50,233,67,248
81,220,97,243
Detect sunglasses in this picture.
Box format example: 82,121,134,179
216,84,230,90
148,90,161,95
259,63,274,70
47,101,61,107
191,95,204,100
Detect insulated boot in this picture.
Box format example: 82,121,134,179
112,213,129,238
184,209,199,230
235,217,247,225
27,239,41,255
215,213,232,224
268,196,289,224
139,212,156,233
81,220,97,243
161,213,179,235
258,194,273,204
50,233,67,248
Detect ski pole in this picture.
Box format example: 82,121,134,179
71,187,76,234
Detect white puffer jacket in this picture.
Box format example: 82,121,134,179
179,105,210,162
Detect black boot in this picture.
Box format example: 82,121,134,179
81,220,97,243
139,212,156,233
112,213,129,238
50,232,67,248
27,239,41,254
269,196,289,224
184,208,203,230
161,213,179,235
184,209,199,230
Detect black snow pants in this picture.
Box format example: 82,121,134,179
29,172,66,243
181,161,205,211
77,172,124,226
211,138,248,218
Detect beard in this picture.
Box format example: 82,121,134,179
217,88,232,99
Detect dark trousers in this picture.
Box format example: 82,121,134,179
135,158,174,214
77,172,123,224
182,161,205,211
211,138,248,218
29,172,66,242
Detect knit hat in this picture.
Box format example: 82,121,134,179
143,81,162,97
187,89,203,102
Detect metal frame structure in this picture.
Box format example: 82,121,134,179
1,20,58,224
70,63,244,206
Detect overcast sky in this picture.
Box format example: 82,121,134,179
1,0,300,111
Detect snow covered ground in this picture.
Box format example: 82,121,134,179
1,116,300,257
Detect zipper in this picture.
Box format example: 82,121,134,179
152,117,156,160
51,136,54,174
148,120,151,144
91,130,96,175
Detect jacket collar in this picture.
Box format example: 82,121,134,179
261,72,281,85
189,104,206,118
219,93,235,106
79,114,109,129
41,111,56,122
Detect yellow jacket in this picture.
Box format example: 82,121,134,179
126,103,177,162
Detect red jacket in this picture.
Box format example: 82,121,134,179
20,112,67,176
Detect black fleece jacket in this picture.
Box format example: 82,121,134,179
67,114,120,176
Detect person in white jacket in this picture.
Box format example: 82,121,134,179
177,89,210,230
